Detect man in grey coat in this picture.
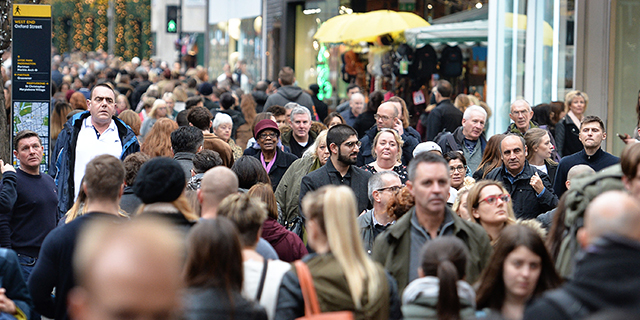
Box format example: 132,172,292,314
263,67,316,119
358,171,403,254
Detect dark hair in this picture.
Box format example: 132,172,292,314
326,124,357,154
476,134,506,179
14,130,41,151
407,151,449,182
187,106,213,130
83,154,125,201
621,142,640,180
366,91,385,113
444,151,467,167
549,101,565,124
176,110,189,127
532,103,552,127
278,67,295,86
231,156,271,190
123,152,149,186
247,183,278,220
171,126,204,154
183,217,243,292
436,80,453,98
476,225,561,311
346,83,360,93
323,112,345,126
193,149,222,174
580,115,605,131
546,193,568,262
220,92,236,110
185,96,204,110
420,237,469,320
265,105,286,117
498,134,526,155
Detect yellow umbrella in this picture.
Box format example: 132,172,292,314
314,10,430,43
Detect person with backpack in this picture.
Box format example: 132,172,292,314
524,191,640,319
436,105,488,172
425,80,463,141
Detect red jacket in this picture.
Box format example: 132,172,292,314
261,218,307,262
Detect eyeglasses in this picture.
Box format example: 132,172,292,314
450,166,466,173
258,132,278,140
377,185,403,193
374,114,392,122
479,194,511,205
93,96,115,104
511,110,529,116
343,141,362,149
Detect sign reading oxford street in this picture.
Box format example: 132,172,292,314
11,4,52,172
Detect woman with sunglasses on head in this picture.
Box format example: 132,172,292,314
246,119,298,192
467,181,516,246
361,129,408,183
475,225,561,320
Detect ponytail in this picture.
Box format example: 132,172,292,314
437,260,461,320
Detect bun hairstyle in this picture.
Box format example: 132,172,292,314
420,237,469,320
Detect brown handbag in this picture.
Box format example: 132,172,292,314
294,260,355,320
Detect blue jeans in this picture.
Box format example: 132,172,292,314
16,254,36,283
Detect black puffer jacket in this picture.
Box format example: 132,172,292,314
484,161,558,220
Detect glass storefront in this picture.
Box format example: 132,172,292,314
487,0,575,135
610,0,640,155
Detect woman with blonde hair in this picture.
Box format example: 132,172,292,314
362,128,408,183
140,99,169,138
141,118,178,158
556,90,589,157
467,180,516,245
454,94,472,113
275,185,401,319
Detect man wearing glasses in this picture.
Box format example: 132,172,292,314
50,83,140,218
358,171,403,254
300,124,372,214
357,102,419,166
484,134,558,219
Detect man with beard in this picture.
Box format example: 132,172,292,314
371,152,491,291
299,124,372,214
485,134,558,219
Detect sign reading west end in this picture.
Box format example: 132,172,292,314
11,4,52,172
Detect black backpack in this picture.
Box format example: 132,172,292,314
411,44,438,81
440,45,463,77
433,129,461,152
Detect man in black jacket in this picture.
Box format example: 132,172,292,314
524,191,640,319
425,80,463,141
300,124,372,214
484,134,558,219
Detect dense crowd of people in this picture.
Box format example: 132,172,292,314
1,53,640,320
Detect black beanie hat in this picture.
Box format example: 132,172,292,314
133,157,185,204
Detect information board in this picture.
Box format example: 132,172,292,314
11,4,52,172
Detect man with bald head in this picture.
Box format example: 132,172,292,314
340,92,364,127
485,134,558,219
525,191,640,319
67,218,183,320
198,167,279,260
198,166,239,219
357,102,419,166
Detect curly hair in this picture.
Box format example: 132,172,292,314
385,186,414,221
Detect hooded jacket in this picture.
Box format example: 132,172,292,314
402,276,477,320
50,111,139,219
263,85,315,113
524,235,640,319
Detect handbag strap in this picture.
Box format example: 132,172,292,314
255,258,269,301
294,260,321,315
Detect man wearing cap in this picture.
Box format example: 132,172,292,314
413,141,443,157
50,83,140,219
30,155,128,320
245,119,298,191
263,67,316,117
